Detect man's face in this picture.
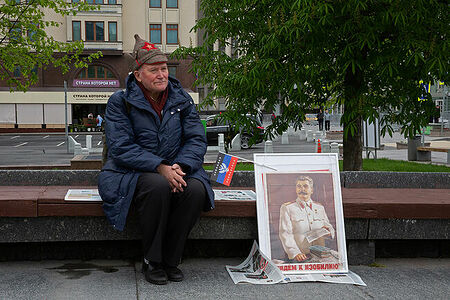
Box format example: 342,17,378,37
134,63,169,95
296,180,313,202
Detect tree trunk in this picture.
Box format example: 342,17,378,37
342,66,363,171
343,113,363,171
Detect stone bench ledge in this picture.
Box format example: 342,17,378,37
1,186,449,219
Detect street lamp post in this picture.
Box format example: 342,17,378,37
441,84,448,136
64,81,69,153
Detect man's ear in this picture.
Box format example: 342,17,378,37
134,70,141,82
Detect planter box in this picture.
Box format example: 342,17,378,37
326,131,343,140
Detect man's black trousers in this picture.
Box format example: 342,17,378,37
133,172,205,267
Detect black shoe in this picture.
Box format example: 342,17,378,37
164,265,184,282
142,261,168,285
141,260,149,273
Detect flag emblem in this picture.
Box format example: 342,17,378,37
219,163,228,174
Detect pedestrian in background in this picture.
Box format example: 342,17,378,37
317,109,324,131
96,114,103,131
324,109,331,131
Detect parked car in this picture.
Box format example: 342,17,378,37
205,114,265,149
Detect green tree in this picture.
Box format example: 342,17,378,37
0,0,101,91
174,0,448,170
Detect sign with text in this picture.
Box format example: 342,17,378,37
73,79,120,88
69,92,112,104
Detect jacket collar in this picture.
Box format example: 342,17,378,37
296,198,313,209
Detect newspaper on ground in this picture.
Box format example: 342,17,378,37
226,241,366,286
284,271,366,286
226,241,284,284
64,189,102,201
213,189,256,201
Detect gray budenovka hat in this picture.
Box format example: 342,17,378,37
130,34,168,71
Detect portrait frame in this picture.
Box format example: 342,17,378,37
254,153,348,274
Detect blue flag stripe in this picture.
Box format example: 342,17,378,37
216,154,232,184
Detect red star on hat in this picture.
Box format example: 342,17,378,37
141,42,158,51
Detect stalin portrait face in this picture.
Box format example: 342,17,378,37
295,176,314,202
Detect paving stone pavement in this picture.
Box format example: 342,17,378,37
0,258,449,299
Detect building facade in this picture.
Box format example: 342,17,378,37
0,0,199,130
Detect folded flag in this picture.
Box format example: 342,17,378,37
211,152,238,186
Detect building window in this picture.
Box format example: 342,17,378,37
86,0,104,4
168,66,176,77
108,0,117,4
13,65,38,78
78,66,115,79
9,27,22,42
150,0,161,8
150,24,161,44
72,0,80,3
166,0,178,8
108,22,117,41
13,66,22,78
27,23,38,42
166,24,178,44
72,21,81,41
85,21,104,41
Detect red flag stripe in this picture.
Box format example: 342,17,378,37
223,156,238,186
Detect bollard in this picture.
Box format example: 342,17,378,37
281,132,289,144
264,140,274,153
330,142,339,155
74,143,82,155
68,136,77,153
86,135,92,150
306,130,313,142
315,131,322,141
322,140,330,153
230,133,241,151
218,133,225,153
407,136,421,161
299,129,306,141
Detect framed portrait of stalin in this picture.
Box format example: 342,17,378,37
254,153,348,275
